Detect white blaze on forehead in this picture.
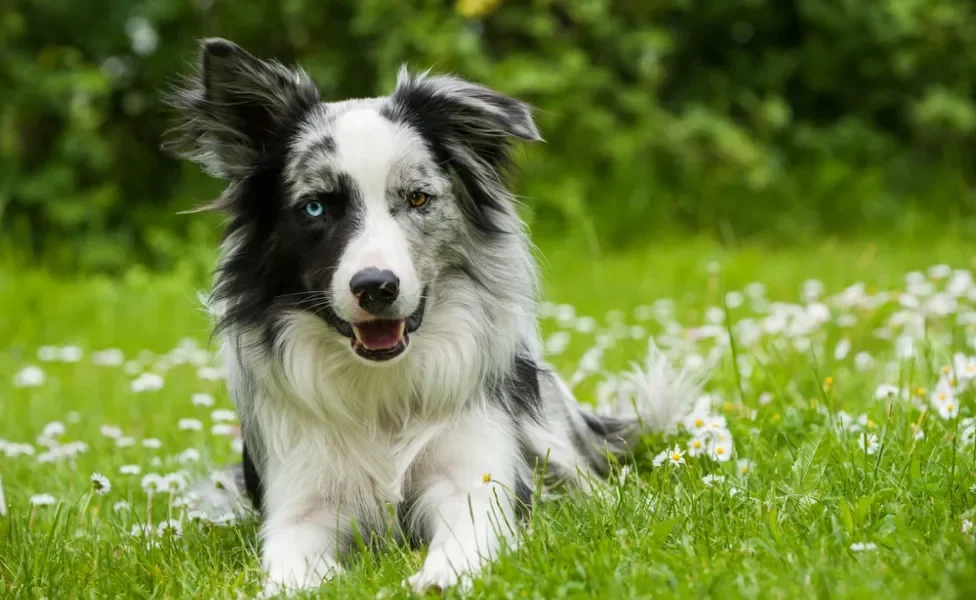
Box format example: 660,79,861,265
331,108,406,199
330,107,422,322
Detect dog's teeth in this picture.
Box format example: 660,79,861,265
397,321,405,339
352,326,363,342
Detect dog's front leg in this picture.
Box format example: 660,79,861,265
259,464,350,597
406,407,526,593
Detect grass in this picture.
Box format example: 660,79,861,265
3,235,976,599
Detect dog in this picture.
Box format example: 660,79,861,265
164,38,700,596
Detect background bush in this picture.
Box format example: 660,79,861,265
4,0,976,272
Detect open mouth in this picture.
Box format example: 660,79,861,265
335,294,426,362
351,319,407,361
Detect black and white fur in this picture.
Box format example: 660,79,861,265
164,38,700,596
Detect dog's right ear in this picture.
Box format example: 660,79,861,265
163,38,320,180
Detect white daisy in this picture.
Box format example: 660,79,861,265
682,411,710,436
41,422,66,438
178,418,203,432
212,512,238,527
854,352,876,372
130,524,153,538
178,448,201,464
13,366,46,388
933,378,955,407
30,494,57,507
938,401,959,421
141,473,164,492
211,424,235,436
92,348,125,366
858,433,880,455
112,500,131,514
702,474,725,487
737,459,756,476
874,384,899,400
58,346,84,362
197,367,222,381
667,446,686,467
211,409,236,422
954,354,976,381
4,443,36,457
119,464,141,476
115,437,136,448
186,510,209,522
708,439,734,462
157,519,183,539
959,426,976,446
100,425,123,439
652,449,668,468
687,436,708,458
141,438,162,449
161,473,188,493
131,372,164,393
90,473,111,496
191,393,215,407
705,415,728,433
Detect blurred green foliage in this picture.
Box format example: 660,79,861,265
3,0,976,272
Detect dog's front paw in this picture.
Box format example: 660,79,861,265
405,547,477,595
260,553,342,598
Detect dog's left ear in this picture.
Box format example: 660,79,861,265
388,67,543,170
163,38,321,181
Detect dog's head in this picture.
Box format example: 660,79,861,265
165,39,541,364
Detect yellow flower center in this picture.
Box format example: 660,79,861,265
695,418,704,428
716,447,725,455
939,393,948,401
671,453,681,461
693,440,702,449
482,473,491,484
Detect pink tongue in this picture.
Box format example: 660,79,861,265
354,321,402,350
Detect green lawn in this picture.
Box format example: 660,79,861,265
3,237,976,599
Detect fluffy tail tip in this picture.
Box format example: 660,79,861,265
613,339,711,436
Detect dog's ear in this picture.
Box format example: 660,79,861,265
389,66,542,167
163,38,320,180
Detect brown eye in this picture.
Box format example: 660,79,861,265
408,191,429,208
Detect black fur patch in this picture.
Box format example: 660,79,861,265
493,353,543,421
241,441,264,513
514,475,533,520
580,411,630,441
209,138,366,350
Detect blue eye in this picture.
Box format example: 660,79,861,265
304,202,324,217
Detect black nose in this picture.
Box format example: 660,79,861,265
350,268,400,313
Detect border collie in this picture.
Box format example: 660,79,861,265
164,38,700,596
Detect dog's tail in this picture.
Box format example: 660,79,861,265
526,340,709,488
